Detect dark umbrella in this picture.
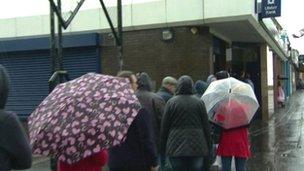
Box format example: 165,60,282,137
28,73,141,164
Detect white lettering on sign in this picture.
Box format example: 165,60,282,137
268,0,275,5
266,10,276,15
265,6,277,10
262,0,280,17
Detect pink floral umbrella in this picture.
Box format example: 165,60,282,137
28,73,141,164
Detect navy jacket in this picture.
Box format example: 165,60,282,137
156,87,173,103
109,108,158,168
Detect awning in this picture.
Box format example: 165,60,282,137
204,15,288,61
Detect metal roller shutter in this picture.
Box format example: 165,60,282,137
63,46,100,79
0,46,100,119
0,50,52,119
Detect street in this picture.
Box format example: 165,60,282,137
248,90,304,171
13,158,50,171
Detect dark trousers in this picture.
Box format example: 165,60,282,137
50,158,57,171
221,157,246,171
158,154,166,171
169,156,203,171
110,166,150,171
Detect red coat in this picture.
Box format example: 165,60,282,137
217,127,251,158
58,150,108,171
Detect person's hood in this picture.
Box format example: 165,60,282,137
206,75,216,84
176,75,194,95
137,72,153,91
0,65,10,109
215,71,230,80
194,80,208,95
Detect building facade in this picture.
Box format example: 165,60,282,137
0,0,295,121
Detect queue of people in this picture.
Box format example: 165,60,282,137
0,63,256,171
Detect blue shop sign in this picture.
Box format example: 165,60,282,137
261,0,281,18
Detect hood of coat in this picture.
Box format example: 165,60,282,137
137,72,153,92
176,75,194,95
194,80,208,96
215,71,230,80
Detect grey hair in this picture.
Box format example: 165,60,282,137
162,76,177,87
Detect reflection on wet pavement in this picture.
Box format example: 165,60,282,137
248,91,304,171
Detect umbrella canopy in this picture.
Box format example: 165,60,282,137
28,73,141,164
201,77,259,129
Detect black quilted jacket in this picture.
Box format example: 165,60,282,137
160,76,212,157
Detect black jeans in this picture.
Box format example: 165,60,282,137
169,156,204,171
50,158,57,171
221,157,246,171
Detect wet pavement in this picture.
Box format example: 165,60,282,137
247,90,304,171
21,91,304,171
12,157,50,171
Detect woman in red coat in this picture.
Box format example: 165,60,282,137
217,127,250,171
214,71,251,171
58,150,108,171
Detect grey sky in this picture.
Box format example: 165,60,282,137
0,0,157,18
278,0,304,53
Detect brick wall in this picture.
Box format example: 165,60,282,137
101,26,213,88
